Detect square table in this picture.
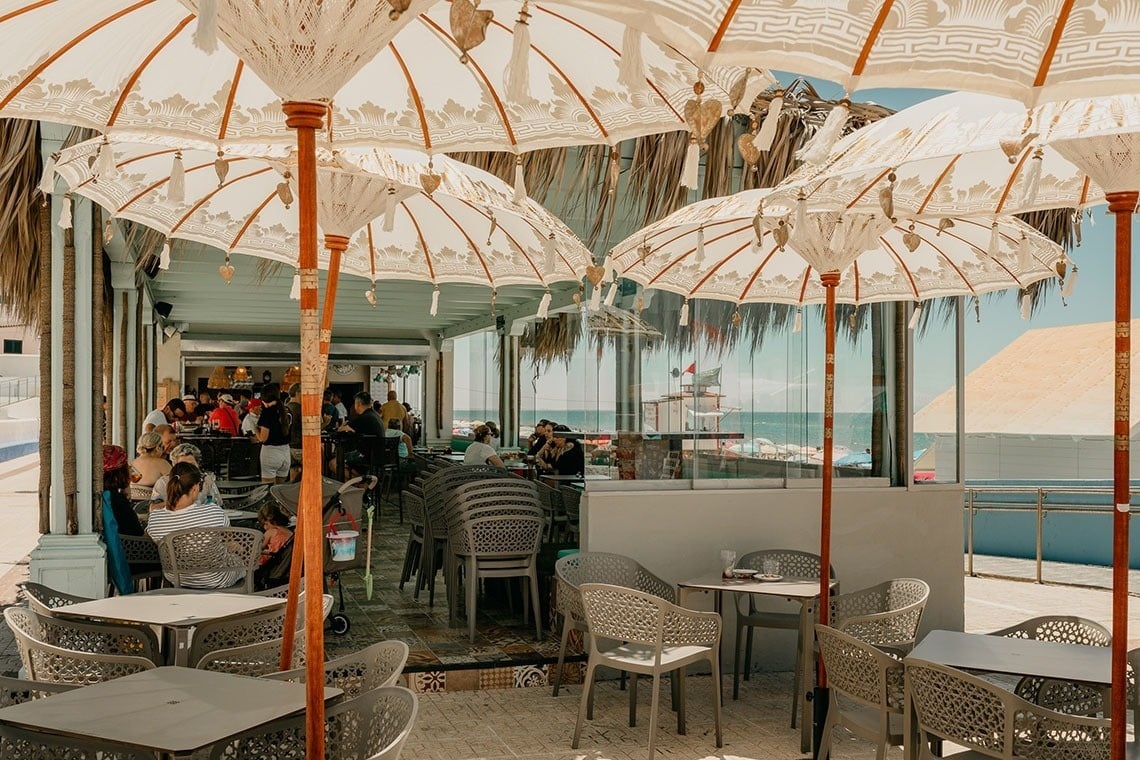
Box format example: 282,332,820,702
0,667,339,756
55,592,285,667
678,573,839,753
902,630,1112,760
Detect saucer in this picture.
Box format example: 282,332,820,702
757,574,783,582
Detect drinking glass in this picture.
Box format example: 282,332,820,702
720,549,737,579
762,558,779,577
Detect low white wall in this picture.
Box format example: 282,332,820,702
581,484,964,673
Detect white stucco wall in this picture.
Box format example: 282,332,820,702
581,484,964,673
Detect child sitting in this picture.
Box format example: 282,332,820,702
257,501,293,567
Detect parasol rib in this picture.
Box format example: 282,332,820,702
387,44,434,152
108,14,195,126
1033,0,1078,89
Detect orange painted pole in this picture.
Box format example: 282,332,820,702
818,272,839,677
1106,190,1136,760
283,99,328,760
318,234,348,387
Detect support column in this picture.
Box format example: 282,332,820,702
436,339,454,443
29,124,105,597
141,292,155,415
110,263,139,444
498,320,524,450
615,333,643,433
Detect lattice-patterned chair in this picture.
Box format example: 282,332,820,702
732,548,837,726
557,485,582,543
906,658,1110,760
450,508,545,643
0,723,161,759
990,616,1111,716
0,675,77,706
398,481,426,591
829,578,930,653
193,593,333,676
263,640,410,697
156,526,262,592
187,604,289,672
572,583,722,760
4,607,157,685
551,551,675,697
19,582,90,617
119,534,164,590
209,686,418,760
814,624,905,760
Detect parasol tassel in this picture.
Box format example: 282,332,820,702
543,232,557,274
617,28,646,93
94,139,117,180
365,286,377,307
793,308,802,334
159,240,171,270
908,302,923,330
1062,265,1079,299
753,92,783,151
752,212,765,248
694,226,706,264
513,156,527,202
733,70,769,117
607,150,620,197
679,300,689,327
430,286,440,317
794,193,807,234
681,138,700,189
503,3,531,102
383,185,397,232
798,99,849,165
1020,291,1031,320
602,254,615,282
604,282,618,307
485,209,498,245
987,220,1000,257
1023,148,1043,205
1074,210,1083,247
1017,232,1032,270
58,195,72,229
878,172,896,221
37,152,58,195
193,0,218,54
537,289,551,318
289,271,301,301
588,283,602,311
168,151,186,202
103,219,114,245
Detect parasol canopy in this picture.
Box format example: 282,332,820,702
547,0,1140,105
53,136,592,291
611,189,1065,307
0,0,744,153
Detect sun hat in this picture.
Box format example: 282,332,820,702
102,445,128,473
218,393,235,405
136,431,163,454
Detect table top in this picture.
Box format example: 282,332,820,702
56,592,284,629
907,630,1111,685
679,573,838,599
223,509,259,521
0,667,338,754
540,473,612,482
215,479,263,491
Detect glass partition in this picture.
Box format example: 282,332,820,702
912,298,961,483
451,330,499,439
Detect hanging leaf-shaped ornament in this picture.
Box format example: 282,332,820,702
365,284,377,307
638,238,651,263
389,0,413,20
450,0,493,64
485,208,498,245
732,309,742,327
219,254,234,284
635,295,644,313
420,158,441,196
738,121,762,169
683,80,722,150
936,218,955,235
771,220,790,250
878,171,896,222
902,222,921,252
276,170,294,208
999,131,1038,163
214,150,229,186
585,264,605,287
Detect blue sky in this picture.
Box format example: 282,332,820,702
454,77,1136,419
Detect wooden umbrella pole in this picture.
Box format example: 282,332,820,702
818,272,840,686
283,99,328,760
318,234,349,387
1106,190,1136,760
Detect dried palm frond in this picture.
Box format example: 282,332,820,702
0,120,45,327
522,313,581,370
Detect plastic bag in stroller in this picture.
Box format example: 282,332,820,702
268,475,377,634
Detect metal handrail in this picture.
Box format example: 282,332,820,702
0,376,38,407
963,485,1140,583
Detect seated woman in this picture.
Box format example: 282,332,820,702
130,431,171,492
102,445,145,536
149,443,222,511
537,424,585,477
145,461,242,590
464,424,505,467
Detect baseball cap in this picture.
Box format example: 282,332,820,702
219,393,235,405
247,399,263,411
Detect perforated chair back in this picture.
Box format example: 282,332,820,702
263,640,410,697
0,723,161,759
0,675,78,707
19,582,91,617
157,526,261,592
829,577,930,651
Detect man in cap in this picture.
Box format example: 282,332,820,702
208,393,241,436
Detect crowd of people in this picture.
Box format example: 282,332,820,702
460,418,584,477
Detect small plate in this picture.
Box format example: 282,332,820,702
731,568,759,579
757,574,783,582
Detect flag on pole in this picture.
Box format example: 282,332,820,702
683,362,696,374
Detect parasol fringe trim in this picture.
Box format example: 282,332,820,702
37,152,58,195
753,94,782,151
159,240,171,271
588,283,602,311
514,157,527,202
908,302,922,330
58,195,72,230
383,185,397,232
798,99,849,165
430,287,440,317
678,300,689,327
694,226,705,264
537,290,551,318
1062,265,1079,299
793,308,802,334
1020,291,1031,320
604,282,618,307
289,271,301,301
504,5,531,102
734,70,769,117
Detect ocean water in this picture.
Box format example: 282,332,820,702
454,409,897,453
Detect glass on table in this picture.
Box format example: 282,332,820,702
720,549,737,579
762,558,780,577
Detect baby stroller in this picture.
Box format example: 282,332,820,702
268,475,378,635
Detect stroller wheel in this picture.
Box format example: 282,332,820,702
329,613,350,635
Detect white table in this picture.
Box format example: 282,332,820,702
0,667,339,756
903,630,1112,760
55,592,285,667
678,573,839,753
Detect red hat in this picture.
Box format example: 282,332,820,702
247,398,264,411
102,445,128,473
